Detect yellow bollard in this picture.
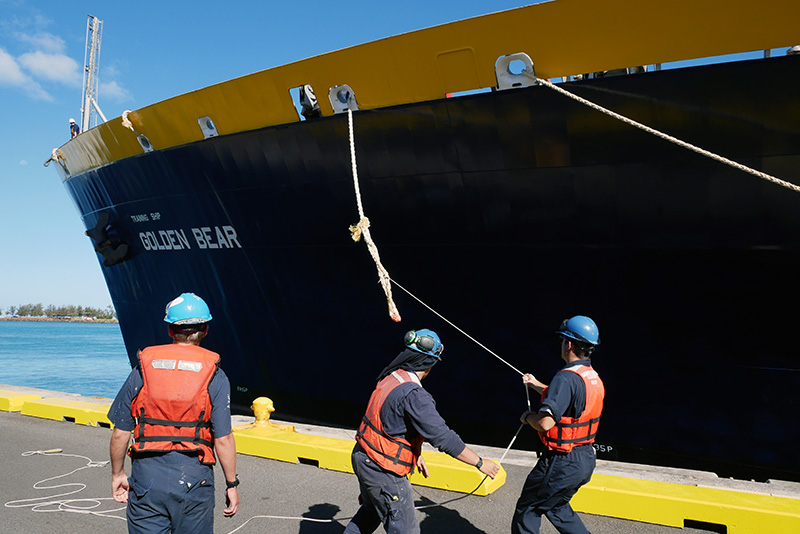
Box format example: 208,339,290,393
248,396,295,431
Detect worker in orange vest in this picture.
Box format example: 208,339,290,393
514,315,605,534
108,293,240,533
343,328,499,534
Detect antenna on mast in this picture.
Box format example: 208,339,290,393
80,15,106,133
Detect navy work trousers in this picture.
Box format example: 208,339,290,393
342,445,418,534
512,444,596,534
127,452,215,534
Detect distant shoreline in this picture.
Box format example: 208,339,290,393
0,316,118,324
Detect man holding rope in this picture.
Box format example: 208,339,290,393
514,316,604,534
343,328,499,534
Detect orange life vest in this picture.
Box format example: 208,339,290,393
355,369,424,476
130,344,220,464
539,364,604,453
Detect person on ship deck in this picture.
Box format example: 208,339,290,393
342,328,500,534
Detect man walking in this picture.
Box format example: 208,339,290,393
513,316,604,534
343,328,500,534
108,292,239,533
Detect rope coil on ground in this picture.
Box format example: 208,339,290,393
527,73,800,194
5,450,126,520
347,108,402,322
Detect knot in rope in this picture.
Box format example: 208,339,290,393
349,216,370,242
346,109,401,323
121,110,139,134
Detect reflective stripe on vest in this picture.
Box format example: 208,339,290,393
540,364,604,452
355,369,423,476
131,344,220,464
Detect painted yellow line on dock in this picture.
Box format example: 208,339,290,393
573,473,800,534
19,397,113,428
0,389,42,411
233,422,506,496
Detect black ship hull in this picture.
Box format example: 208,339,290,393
65,55,800,481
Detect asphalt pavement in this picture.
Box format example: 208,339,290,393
0,410,731,534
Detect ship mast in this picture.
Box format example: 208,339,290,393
80,14,106,133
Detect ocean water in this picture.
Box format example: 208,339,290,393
0,321,132,399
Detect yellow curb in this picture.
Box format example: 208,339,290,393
573,473,800,534
0,389,42,412
20,397,114,428
233,423,505,495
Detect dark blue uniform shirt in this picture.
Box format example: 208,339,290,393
379,379,466,458
539,359,592,421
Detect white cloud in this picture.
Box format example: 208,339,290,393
19,32,66,54
100,80,132,102
97,62,133,103
0,47,28,85
2,28,130,104
103,63,123,79
18,50,81,86
1,25,129,103
0,47,52,100
19,160,28,166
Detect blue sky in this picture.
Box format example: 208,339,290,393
0,1,791,311
0,0,538,310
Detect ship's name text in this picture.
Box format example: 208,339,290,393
139,225,242,251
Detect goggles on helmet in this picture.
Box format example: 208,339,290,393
404,329,444,357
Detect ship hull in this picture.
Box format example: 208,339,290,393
65,55,800,481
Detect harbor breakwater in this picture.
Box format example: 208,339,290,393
0,316,118,324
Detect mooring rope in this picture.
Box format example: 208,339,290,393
43,148,63,167
120,110,139,134
389,276,524,377
347,108,402,322
5,450,126,520
413,420,525,511
242,64,800,532
341,91,574,533
526,73,800,194
224,419,528,532
43,148,69,175
345,109,527,379
9,424,533,533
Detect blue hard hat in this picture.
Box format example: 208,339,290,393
556,315,599,346
403,328,444,358
164,293,212,325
